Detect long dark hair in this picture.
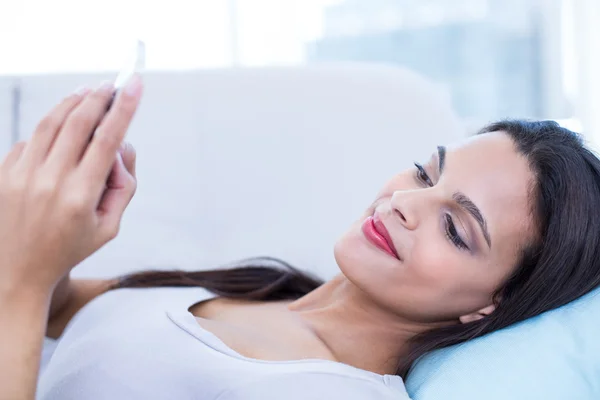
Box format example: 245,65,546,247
116,256,323,301
116,120,600,378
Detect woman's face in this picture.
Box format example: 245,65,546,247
334,132,537,325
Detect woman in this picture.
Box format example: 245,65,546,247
2,78,600,400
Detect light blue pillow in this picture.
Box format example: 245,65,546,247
406,288,600,399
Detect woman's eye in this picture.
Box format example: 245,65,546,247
414,162,433,187
444,214,469,251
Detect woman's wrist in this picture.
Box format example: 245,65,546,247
0,276,53,306
0,281,53,332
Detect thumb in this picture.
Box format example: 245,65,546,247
96,151,137,241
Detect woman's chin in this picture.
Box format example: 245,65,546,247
334,227,401,284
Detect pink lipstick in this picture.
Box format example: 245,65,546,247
361,215,399,259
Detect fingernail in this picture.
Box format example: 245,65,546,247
96,80,114,94
123,74,142,98
74,86,91,96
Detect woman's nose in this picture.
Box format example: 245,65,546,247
390,190,421,231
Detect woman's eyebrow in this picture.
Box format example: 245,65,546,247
437,146,446,173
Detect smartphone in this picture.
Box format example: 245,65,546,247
91,40,145,146
108,40,146,109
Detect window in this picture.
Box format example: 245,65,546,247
0,0,597,139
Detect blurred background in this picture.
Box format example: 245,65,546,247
0,0,598,139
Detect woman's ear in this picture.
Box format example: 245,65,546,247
459,304,496,324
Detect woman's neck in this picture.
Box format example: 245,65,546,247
288,274,428,375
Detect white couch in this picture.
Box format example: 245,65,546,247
1,64,465,280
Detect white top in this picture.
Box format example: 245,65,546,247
37,287,409,399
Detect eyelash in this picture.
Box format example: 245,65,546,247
414,162,433,186
445,214,469,251
413,162,469,251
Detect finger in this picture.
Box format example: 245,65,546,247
1,142,27,169
96,152,137,242
118,141,137,178
81,75,143,196
46,81,115,172
21,89,89,166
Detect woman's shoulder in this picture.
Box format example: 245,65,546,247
216,369,409,400
58,285,215,340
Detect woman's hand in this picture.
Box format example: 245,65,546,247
0,77,143,400
46,141,138,337
0,77,143,295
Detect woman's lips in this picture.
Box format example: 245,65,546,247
361,215,400,259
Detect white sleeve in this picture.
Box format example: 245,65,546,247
216,372,410,400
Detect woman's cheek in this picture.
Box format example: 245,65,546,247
409,240,461,289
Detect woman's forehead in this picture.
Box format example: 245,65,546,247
448,132,518,159
427,133,531,183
